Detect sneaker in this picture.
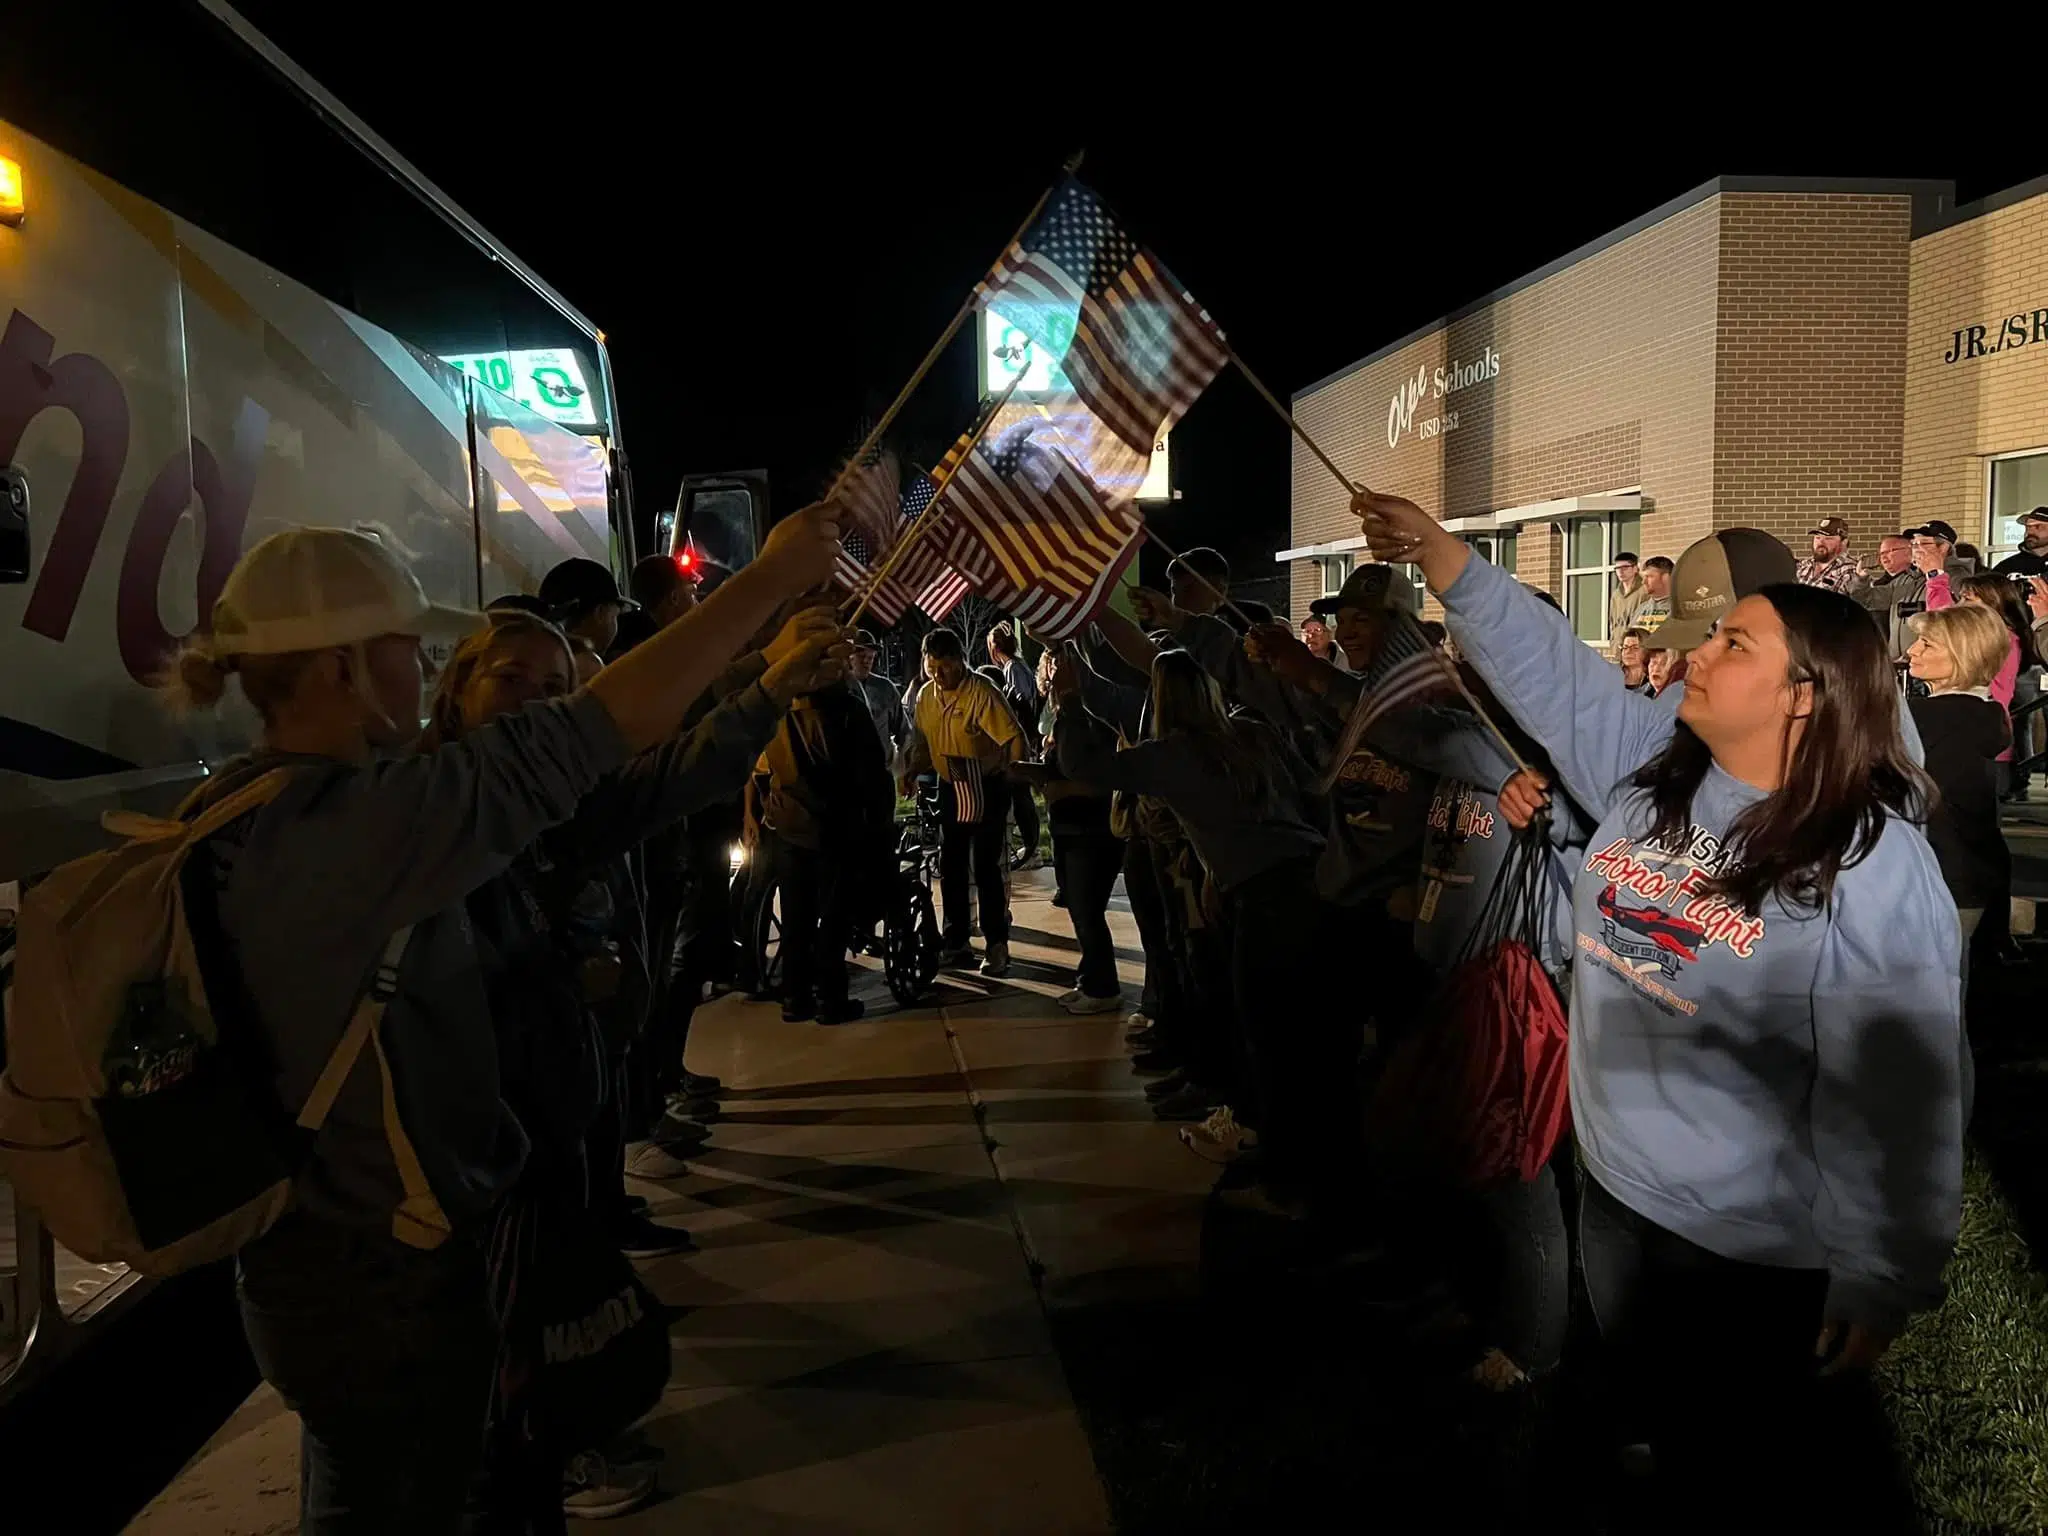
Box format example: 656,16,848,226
817,999,867,1026
1123,1010,1152,1036
1179,1105,1259,1164
1051,890,1068,909
1143,1067,1189,1101
662,1090,720,1123
1215,1178,1311,1222
1060,989,1122,1015
1150,1082,1214,1122
627,1138,704,1180
1011,850,1043,873
781,995,818,1024
613,1213,697,1259
651,1110,714,1146
1129,1048,1179,1076
563,1451,656,1520
679,1070,723,1097
1125,1025,1161,1052
979,943,1011,978
938,944,975,969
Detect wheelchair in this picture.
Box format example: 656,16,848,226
737,789,943,1010
880,785,945,1006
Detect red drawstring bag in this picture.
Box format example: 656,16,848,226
1368,817,1572,1187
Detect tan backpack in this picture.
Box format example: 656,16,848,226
0,771,427,1275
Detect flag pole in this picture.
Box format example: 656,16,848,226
841,370,1029,629
1223,343,1361,498
1213,347,1531,773
820,152,1084,507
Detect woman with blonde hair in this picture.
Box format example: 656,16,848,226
1907,604,2013,972
159,508,843,1534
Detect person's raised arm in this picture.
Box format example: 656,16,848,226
1360,492,1672,819
587,504,842,752
1092,609,1161,677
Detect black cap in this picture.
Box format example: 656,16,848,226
1654,528,1797,651
486,592,550,617
538,557,634,615
1904,520,1959,545
1308,564,1395,618
853,629,879,650
2022,507,2048,526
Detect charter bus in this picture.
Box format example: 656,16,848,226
0,0,717,1404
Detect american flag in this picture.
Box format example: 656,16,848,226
839,447,902,554
979,178,1227,465
833,529,915,626
1316,607,1457,793
941,419,1146,641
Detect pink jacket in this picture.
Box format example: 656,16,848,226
1926,572,2019,760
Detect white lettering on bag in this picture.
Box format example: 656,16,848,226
541,1284,647,1364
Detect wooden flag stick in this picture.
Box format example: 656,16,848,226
1223,343,1362,498
820,153,1083,507
841,370,1028,628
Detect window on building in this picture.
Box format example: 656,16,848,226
1559,513,1642,643
1316,554,1353,599
1465,531,1518,573
1987,451,2048,560
1389,564,1425,614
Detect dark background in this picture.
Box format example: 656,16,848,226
6,7,2042,604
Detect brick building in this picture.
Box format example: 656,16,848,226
1283,174,2048,642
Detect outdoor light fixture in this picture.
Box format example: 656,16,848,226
0,156,25,227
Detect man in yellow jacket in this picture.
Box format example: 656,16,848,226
903,628,1026,976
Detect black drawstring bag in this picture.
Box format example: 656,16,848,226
487,1193,671,1454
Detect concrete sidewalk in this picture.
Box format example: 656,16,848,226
130,870,1209,1534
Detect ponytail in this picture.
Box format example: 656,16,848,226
158,640,234,713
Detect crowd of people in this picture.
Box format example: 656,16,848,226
83,485,2048,1531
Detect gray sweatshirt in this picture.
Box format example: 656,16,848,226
1442,554,1963,1334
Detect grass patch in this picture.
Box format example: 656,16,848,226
1877,1150,2048,1534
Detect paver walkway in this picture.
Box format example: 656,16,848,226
130,870,1210,1534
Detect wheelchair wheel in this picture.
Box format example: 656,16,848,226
754,882,784,992
883,880,940,1007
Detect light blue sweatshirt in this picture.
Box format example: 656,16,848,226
1440,555,1963,1333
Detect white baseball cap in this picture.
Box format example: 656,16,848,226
209,527,484,658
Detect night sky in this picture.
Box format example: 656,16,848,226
31,9,2048,607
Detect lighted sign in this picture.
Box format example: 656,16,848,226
440,347,598,429
977,305,1074,396
1138,434,1171,501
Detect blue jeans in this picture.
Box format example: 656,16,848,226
238,1215,495,1535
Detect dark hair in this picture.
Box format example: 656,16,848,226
1149,648,1276,805
921,628,964,661
1615,552,1639,566
1419,619,1447,648
1957,543,1983,567
1631,583,1930,916
1169,547,1230,586
1532,589,1563,612
629,553,688,610
1643,556,1674,575
987,624,1018,658
1956,572,2042,670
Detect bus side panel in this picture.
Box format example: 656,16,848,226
471,379,612,603
0,123,208,876
172,221,480,672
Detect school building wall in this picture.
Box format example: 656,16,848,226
1287,183,1928,623
1902,182,2048,541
